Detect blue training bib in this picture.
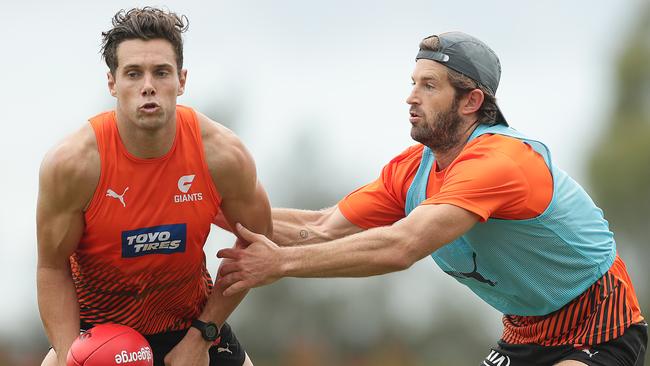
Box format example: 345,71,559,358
405,124,615,316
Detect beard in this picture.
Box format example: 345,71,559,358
410,98,463,152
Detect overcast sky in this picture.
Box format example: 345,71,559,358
0,0,643,343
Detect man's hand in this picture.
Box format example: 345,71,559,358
163,328,211,366
217,223,285,296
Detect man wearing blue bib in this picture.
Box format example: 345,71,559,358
217,32,647,365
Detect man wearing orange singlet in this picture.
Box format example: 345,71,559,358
215,32,647,365
36,7,271,366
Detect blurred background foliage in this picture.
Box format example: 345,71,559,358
589,2,650,250
587,4,650,363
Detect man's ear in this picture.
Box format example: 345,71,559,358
460,89,485,116
177,69,187,96
107,71,117,97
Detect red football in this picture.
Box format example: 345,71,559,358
66,323,153,366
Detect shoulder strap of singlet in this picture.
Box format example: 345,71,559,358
405,146,434,215
405,123,553,216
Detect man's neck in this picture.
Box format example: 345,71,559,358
430,122,479,171
115,114,177,159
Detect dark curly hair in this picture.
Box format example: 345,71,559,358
101,7,189,75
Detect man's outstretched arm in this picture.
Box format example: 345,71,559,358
217,203,479,295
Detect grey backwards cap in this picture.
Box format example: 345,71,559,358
416,32,507,125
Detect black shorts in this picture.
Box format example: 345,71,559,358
480,321,647,366
79,321,246,366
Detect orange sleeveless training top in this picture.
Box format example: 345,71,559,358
72,105,221,335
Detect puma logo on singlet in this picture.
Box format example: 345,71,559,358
106,187,129,207
581,349,599,358
216,343,233,354
444,252,497,287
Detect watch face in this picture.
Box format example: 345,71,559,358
205,324,218,339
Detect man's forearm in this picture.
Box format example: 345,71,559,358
272,207,335,246
198,264,247,328
281,224,417,278
37,266,80,361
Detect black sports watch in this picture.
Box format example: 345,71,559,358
191,319,220,342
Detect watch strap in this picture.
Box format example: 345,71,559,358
191,319,220,341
